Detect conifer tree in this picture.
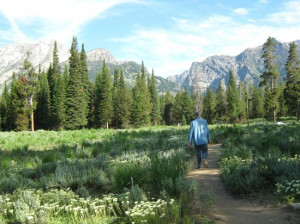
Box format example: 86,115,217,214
131,73,143,127
0,83,9,130
260,37,280,122
173,87,194,124
202,87,216,124
238,81,247,121
35,71,50,130
227,70,239,122
112,68,120,127
131,63,152,127
22,52,37,131
117,70,131,128
163,91,174,125
98,61,113,128
215,81,227,122
49,41,60,97
52,75,66,130
173,91,183,124
12,75,30,131
181,86,194,123
80,44,90,115
65,36,87,129
252,87,265,118
5,73,18,130
94,70,102,127
149,70,161,125
278,82,288,117
284,42,300,120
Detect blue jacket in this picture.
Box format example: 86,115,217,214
188,118,210,145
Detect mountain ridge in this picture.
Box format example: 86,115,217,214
0,40,179,93
167,39,300,92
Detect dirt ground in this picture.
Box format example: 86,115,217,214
186,144,300,224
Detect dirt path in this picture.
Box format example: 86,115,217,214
186,144,300,224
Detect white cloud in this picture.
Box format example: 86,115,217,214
233,8,249,15
0,0,139,44
265,1,300,25
109,1,300,77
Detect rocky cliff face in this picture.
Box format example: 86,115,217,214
167,39,300,93
0,40,69,87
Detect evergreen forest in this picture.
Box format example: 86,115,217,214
0,36,299,132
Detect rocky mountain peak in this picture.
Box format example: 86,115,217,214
87,48,116,64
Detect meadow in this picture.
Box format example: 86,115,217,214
0,121,299,223
0,127,196,224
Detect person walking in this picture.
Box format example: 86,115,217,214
188,111,211,169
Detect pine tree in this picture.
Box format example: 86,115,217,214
49,41,60,97
215,81,227,122
65,36,87,129
131,63,152,127
149,70,161,125
35,71,50,130
284,42,300,120
117,70,131,128
202,87,216,124
181,86,194,123
238,81,247,121
131,73,143,127
98,61,113,128
173,87,194,124
22,52,37,131
94,70,102,128
80,44,90,116
12,75,30,131
52,75,66,130
0,83,9,130
278,82,288,117
5,73,17,130
173,91,183,124
112,68,120,127
252,87,265,118
260,37,280,122
227,70,239,122
163,92,174,125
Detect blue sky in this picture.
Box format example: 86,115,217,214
0,0,299,77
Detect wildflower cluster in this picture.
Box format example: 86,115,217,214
126,198,175,223
0,188,174,223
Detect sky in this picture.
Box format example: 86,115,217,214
0,0,300,77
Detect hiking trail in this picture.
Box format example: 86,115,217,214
186,144,300,224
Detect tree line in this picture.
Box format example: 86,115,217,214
0,37,194,131
201,37,299,123
0,36,298,131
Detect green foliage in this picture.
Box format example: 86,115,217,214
65,36,88,129
199,190,215,213
260,37,280,122
202,87,216,123
215,123,300,198
227,71,239,122
284,42,300,120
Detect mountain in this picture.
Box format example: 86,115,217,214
167,39,300,93
0,40,69,88
0,41,179,93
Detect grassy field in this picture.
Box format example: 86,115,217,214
0,126,197,224
0,121,299,223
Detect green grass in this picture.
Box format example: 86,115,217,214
0,126,195,223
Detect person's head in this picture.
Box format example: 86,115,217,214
194,111,200,119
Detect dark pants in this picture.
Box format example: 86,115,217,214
195,144,208,167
